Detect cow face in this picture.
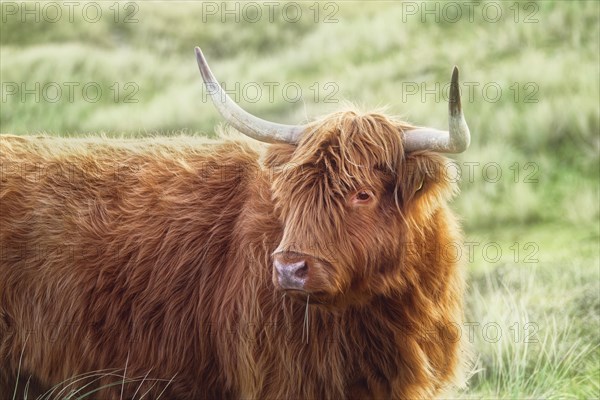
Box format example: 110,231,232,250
266,110,455,307
194,48,468,307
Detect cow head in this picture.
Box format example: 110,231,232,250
195,47,470,307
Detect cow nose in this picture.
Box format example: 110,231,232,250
274,256,308,290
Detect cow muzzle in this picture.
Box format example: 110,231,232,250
273,253,311,290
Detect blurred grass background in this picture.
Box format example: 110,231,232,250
1,1,598,398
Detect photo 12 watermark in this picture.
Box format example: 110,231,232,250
1,81,139,104
201,80,339,104
401,81,539,104
2,318,540,345
399,1,540,24
1,1,139,23
199,1,340,23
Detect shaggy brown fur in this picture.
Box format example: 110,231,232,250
0,110,466,399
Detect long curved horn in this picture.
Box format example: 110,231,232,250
195,47,305,144
403,67,471,153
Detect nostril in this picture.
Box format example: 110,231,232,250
293,262,308,279
274,258,309,283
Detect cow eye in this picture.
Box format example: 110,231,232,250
352,190,374,206
356,191,370,201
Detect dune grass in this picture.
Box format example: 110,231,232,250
1,1,598,398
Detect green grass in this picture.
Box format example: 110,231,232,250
10,366,176,400
460,222,599,398
1,1,599,398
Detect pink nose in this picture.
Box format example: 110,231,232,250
273,256,308,290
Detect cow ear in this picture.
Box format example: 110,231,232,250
395,152,455,206
263,143,296,170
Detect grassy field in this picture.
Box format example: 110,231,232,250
1,0,599,398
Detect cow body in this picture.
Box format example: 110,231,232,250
0,111,466,399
